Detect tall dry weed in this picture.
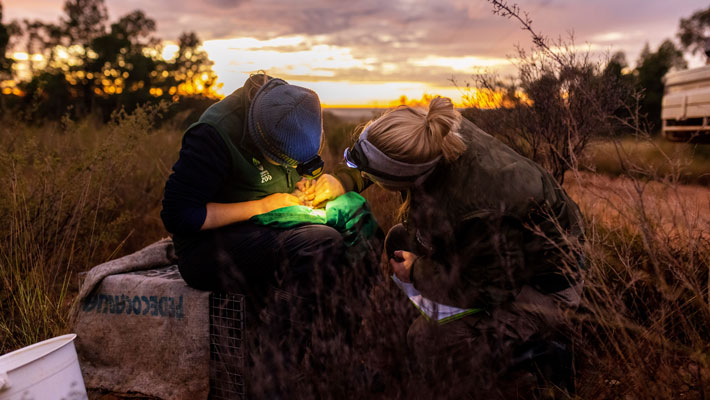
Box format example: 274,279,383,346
569,143,710,398
0,103,182,352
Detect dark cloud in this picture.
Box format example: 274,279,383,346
4,0,707,89
7,0,704,50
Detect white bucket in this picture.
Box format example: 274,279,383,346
0,334,87,400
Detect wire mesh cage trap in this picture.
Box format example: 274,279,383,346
210,292,246,399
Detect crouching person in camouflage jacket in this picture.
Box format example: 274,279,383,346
344,96,585,398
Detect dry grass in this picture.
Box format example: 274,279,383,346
2,108,710,399
564,171,710,399
584,137,710,186
0,104,182,353
566,171,710,245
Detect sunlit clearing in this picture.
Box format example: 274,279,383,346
292,80,466,108
462,87,531,109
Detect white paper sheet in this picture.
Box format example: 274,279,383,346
391,274,481,324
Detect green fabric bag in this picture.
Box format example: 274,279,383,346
250,192,378,246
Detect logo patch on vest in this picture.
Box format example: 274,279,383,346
252,158,273,184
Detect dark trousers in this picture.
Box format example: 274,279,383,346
178,222,345,309
178,222,382,397
178,223,347,394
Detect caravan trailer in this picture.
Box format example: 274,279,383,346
662,65,710,142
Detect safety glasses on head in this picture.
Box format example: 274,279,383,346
343,145,364,171
343,138,440,183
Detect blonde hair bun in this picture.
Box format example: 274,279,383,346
365,96,466,164
426,96,459,140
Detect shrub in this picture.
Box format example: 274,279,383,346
463,2,633,184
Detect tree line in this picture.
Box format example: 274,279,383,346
0,0,218,122
581,5,708,131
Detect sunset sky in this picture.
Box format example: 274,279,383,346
3,0,707,107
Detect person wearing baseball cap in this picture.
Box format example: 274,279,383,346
160,74,371,395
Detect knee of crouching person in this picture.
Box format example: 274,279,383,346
384,223,409,260
299,224,345,257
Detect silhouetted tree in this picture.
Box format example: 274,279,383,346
169,32,217,95
38,23,64,66
635,40,687,130
61,0,108,48
3,0,222,120
463,6,626,184
78,9,160,113
678,6,710,56
12,0,219,121
1,0,23,112
21,20,45,73
113,10,156,44
602,51,636,130
603,51,629,78
0,1,17,80
0,3,9,75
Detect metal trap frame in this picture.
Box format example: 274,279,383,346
209,293,246,399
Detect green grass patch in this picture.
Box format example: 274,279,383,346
585,137,710,186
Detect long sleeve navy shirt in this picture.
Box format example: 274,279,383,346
161,124,230,235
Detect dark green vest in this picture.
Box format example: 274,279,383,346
174,81,300,254
187,84,300,203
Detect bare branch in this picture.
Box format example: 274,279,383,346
486,0,565,66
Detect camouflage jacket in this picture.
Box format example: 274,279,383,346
404,119,585,310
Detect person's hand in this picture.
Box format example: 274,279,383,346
293,178,316,206
259,192,300,214
390,250,417,283
313,174,345,208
